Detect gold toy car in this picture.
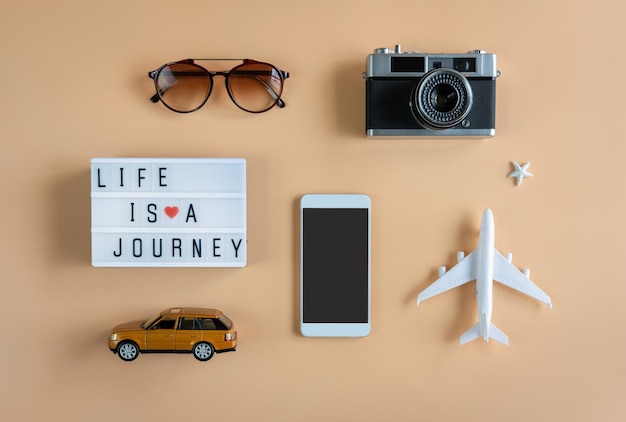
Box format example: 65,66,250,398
108,307,237,361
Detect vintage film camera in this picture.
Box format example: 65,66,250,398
364,45,498,137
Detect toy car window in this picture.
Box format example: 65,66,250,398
179,317,197,330
218,315,233,329
142,313,162,329
212,318,229,330
152,317,176,329
198,318,218,330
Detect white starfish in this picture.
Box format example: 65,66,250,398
508,162,533,186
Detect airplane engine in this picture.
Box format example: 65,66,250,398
523,268,530,278
439,266,446,277
457,251,465,262
506,252,512,262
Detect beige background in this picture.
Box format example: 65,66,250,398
1,0,625,421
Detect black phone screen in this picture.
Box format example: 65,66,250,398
302,208,369,323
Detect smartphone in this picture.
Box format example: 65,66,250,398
300,194,371,337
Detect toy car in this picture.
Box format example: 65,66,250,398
108,307,237,361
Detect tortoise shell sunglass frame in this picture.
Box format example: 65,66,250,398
148,58,290,113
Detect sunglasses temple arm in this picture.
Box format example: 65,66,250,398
278,71,289,107
147,69,288,107
149,79,177,103
148,71,177,103
252,75,286,108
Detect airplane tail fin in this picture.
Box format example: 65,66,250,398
459,322,509,346
460,323,481,345
488,323,509,346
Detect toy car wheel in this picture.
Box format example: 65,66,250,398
192,342,214,361
117,341,139,361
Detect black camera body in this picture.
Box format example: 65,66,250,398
364,46,498,137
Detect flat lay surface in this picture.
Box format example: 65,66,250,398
1,0,625,421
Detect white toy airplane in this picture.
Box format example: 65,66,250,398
417,209,552,345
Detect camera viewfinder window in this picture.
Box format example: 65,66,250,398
453,58,476,73
391,57,425,73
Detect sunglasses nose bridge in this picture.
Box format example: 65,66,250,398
208,71,231,91
204,71,231,99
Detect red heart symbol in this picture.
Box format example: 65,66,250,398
164,206,179,219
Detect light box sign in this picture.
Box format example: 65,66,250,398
91,158,246,267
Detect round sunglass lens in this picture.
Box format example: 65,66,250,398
156,63,211,113
227,62,284,113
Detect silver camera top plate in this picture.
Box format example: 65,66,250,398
364,46,498,79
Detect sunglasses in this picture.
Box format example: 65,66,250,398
148,59,290,113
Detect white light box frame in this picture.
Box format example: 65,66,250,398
91,158,246,267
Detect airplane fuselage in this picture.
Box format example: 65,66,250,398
475,209,495,341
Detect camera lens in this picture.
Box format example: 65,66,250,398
432,84,458,113
411,68,473,130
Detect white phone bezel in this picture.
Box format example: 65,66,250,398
300,194,371,337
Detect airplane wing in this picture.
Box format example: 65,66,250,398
417,251,476,304
493,250,552,307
